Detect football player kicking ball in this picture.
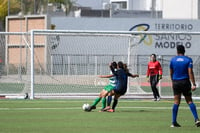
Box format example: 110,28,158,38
105,61,139,112
86,62,117,112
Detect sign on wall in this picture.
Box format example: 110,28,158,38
51,17,200,55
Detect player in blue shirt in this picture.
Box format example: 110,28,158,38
106,61,139,112
86,62,117,112
170,45,200,127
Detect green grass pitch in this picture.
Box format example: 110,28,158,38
0,99,200,133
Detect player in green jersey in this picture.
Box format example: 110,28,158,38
87,62,117,112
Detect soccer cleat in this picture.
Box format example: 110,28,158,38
99,109,106,112
86,105,96,112
157,97,161,101
107,109,115,112
170,122,181,127
152,98,157,101
195,120,200,127
102,106,111,111
24,93,29,99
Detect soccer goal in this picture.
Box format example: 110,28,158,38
0,32,30,99
28,30,147,99
1,30,200,100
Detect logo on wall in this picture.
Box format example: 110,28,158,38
50,35,60,50
129,24,153,46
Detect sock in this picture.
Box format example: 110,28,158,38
107,96,112,106
102,97,106,109
112,99,118,110
189,103,199,121
92,97,101,106
172,104,179,123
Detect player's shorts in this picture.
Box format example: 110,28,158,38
113,87,127,95
172,79,192,96
104,84,115,92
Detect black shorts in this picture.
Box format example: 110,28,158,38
113,88,127,95
172,79,192,96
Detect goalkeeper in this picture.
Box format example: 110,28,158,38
146,54,162,101
87,61,117,112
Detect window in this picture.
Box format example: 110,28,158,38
112,1,127,10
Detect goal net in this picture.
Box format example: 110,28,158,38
1,30,200,100
29,30,146,99
0,32,30,99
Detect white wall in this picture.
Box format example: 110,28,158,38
110,0,152,10
162,0,198,19
75,0,103,9
110,0,162,10
75,0,199,19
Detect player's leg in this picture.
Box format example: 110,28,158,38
171,94,181,127
91,90,105,106
107,96,112,106
101,85,114,111
100,89,114,112
150,76,157,100
104,90,115,112
171,82,182,127
100,90,110,110
91,97,101,107
101,97,106,109
88,89,107,111
107,89,121,112
155,75,161,100
106,85,113,108
183,80,200,127
151,76,160,100
185,96,200,127
108,94,120,112
104,96,112,110
102,94,113,111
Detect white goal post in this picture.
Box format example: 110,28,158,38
1,30,200,100
29,30,144,99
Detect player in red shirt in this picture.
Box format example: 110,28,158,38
146,54,162,101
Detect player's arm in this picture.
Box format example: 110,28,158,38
146,63,150,78
158,62,163,79
170,68,173,80
127,72,139,78
98,75,113,78
146,63,150,82
169,61,173,81
188,67,196,91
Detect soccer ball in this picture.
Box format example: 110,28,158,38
82,103,90,111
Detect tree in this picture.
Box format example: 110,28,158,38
21,0,73,15
0,0,21,31
48,0,72,15
0,0,7,31
0,0,8,22
0,0,73,30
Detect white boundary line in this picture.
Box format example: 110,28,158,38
0,106,199,111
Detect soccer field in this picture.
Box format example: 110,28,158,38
0,99,200,133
